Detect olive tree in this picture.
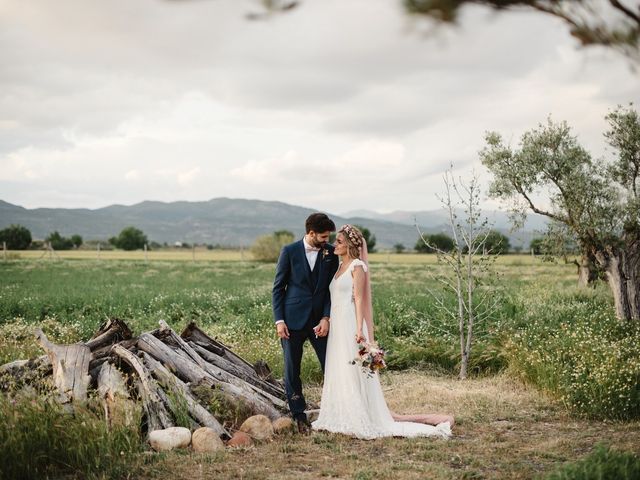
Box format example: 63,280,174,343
480,104,640,321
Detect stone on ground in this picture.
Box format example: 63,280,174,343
239,414,274,440
149,427,191,451
227,431,253,448
192,427,225,453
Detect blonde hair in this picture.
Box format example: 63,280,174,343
338,224,364,259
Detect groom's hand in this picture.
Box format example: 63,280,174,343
276,322,290,339
316,317,330,337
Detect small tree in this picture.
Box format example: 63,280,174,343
46,231,74,250
0,224,32,250
484,230,510,254
354,225,377,253
529,237,544,255
415,232,455,253
70,234,83,248
110,227,148,251
417,169,501,379
393,243,406,254
251,230,295,262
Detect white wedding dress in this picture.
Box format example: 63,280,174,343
312,259,452,440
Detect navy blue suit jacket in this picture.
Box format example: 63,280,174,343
272,240,339,330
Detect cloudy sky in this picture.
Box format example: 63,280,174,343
0,0,637,215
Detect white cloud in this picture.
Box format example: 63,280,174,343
124,169,140,181
177,167,201,187
0,0,636,213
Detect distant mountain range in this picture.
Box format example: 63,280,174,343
0,198,548,249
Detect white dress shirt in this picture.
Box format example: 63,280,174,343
303,237,320,271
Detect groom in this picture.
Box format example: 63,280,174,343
272,213,339,432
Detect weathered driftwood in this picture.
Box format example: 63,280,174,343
112,344,173,433
181,323,260,377
189,341,285,401
138,331,283,420
97,362,139,428
35,329,91,404
2,319,288,440
142,352,228,438
86,317,132,351
156,321,286,409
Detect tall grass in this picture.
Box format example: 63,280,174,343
504,285,640,419
3,258,638,420
0,395,143,480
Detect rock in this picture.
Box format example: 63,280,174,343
227,431,253,448
148,427,191,452
239,414,274,440
192,427,225,453
272,417,294,434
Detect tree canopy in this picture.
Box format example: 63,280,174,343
480,104,640,320
404,0,640,61
0,224,32,250
415,232,455,253
110,227,149,251
259,0,640,60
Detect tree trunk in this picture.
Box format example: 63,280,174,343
575,253,599,287
595,236,640,321
111,344,174,433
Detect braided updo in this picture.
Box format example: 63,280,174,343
338,224,364,259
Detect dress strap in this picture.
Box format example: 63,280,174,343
349,259,368,273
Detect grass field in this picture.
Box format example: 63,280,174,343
1,254,639,479
5,248,544,264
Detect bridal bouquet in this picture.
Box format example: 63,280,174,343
351,341,386,377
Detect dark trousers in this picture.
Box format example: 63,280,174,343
281,318,327,419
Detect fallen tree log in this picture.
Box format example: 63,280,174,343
138,332,283,420
112,344,174,433
1,320,287,440
142,352,229,438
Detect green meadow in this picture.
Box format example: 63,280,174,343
1,255,639,479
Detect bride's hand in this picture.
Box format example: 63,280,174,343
355,330,365,344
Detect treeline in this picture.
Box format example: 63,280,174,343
0,224,235,251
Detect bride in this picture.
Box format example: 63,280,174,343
312,224,454,439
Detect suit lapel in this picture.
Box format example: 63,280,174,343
313,249,324,294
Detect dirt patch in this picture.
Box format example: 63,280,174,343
137,371,640,479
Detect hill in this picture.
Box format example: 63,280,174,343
0,198,544,249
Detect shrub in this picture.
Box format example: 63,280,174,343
251,231,294,262
504,286,640,419
45,231,74,250
543,443,640,480
0,395,143,480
